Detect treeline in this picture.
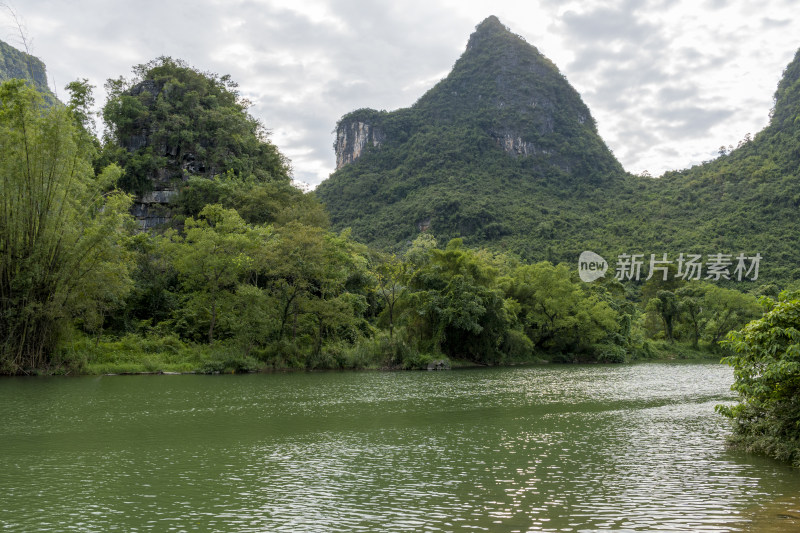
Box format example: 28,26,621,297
0,59,780,375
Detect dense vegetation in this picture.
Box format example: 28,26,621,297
0,65,765,373
100,57,290,194
719,291,800,466
0,26,791,375
0,61,764,376
0,80,132,372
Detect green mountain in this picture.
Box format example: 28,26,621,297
316,16,625,255
317,17,800,284
0,38,53,97
628,47,800,283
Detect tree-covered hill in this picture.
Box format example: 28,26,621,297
101,57,291,195
317,17,800,285
316,16,626,256
631,47,800,283
0,38,54,99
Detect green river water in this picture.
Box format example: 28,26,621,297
2,362,799,532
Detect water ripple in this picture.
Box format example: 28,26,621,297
2,363,799,531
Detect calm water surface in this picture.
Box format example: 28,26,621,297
2,363,799,532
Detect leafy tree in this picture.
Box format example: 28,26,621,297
168,204,265,343
406,239,512,363
646,291,680,342
180,173,328,227
118,232,180,332
0,80,133,372
675,283,708,347
501,262,618,356
701,285,760,345
102,57,290,193
718,291,800,465
373,253,408,340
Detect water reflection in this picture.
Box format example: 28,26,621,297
1,363,799,531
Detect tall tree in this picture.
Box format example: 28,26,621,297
168,204,264,344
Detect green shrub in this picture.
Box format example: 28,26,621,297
593,343,628,363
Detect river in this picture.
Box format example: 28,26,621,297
1,362,799,532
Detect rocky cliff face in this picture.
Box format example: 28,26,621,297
130,190,179,230
491,130,551,158
335,119,386,169
119,79,208,229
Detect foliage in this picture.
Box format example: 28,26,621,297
178,173,328,227
0,80,134,373
1,41,780,376
718,291,800,466
167,204,265,343
402,239,509,363
102,56,290,193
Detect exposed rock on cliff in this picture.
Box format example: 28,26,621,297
335,119,386,169
130,190,179,230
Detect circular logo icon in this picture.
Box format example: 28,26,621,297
578,251,607,282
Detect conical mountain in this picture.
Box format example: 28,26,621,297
316,16,625,255
411,15,622,179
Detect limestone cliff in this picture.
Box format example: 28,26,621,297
335,118,386,169
334,108,388,169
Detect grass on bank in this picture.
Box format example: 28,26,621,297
647,340,721,361
48,331,720,376
53,331,451,375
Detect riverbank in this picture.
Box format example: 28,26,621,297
28,331,720,376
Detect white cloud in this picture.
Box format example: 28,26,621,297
4,0,799,185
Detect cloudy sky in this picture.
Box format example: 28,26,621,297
3,0,799,187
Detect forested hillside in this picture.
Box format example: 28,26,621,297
316,16,626,257
636,47,800,283
317,17,800,286
0,37,53,98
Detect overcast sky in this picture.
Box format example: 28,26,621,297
4,0,799,188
